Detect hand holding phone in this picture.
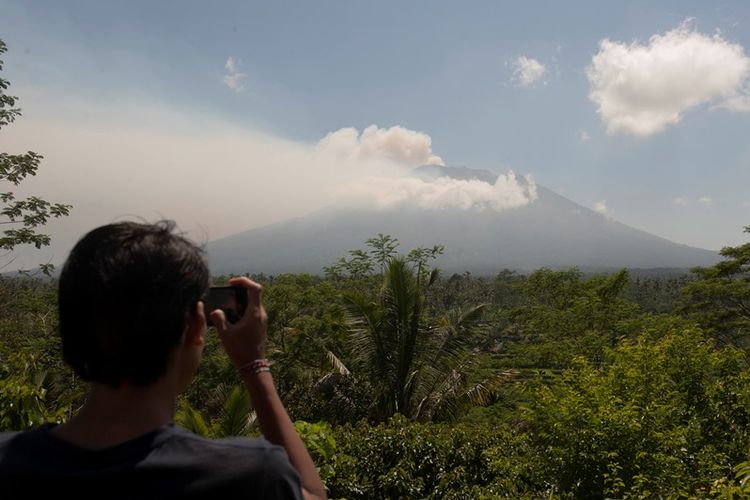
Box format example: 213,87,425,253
210,277,267,367
203,285,248,326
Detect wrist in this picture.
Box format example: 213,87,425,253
232,348,266,369
237,358,272,377
241,369,275,392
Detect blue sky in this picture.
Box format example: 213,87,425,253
1,1,749,268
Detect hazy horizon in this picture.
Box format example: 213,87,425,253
1,1,749,270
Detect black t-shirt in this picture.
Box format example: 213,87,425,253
0,424,303,499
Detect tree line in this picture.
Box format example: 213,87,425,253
2,227,750,498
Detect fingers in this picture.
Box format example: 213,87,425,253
195,301,206,324
210,309,228,335
214,277,268,365
229,276,262,310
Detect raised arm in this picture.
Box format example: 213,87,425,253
210,277,327,500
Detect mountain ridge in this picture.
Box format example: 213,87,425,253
207,166,719,275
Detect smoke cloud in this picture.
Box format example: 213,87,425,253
317,125,536,212
342,172,537,211
317,125,444,167
1,91,534,269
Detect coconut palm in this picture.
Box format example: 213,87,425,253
343,257,504,421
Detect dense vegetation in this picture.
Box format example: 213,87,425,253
2,228,750,498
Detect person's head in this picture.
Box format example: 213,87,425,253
58,221,210,389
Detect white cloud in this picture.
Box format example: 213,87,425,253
672,196,689,206
587,22,750,136
593,200,609,215
579,130,591,142
743,201,750,207
317,125,444,168
342,172,538,212
719,94,750,112
698,196,712,205
223,57,247,93
513,56,547,88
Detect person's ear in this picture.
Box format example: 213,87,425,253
186,301,206,347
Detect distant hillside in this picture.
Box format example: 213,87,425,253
208,166,719,275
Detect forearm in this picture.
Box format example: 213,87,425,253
243,371,327,500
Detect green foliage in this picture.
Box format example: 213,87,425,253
406,244,445,283
712,460,750,497
324,416,544,499
497,268,638,371
175,398,212,437
216,385,254,437
343,257,496,421
182,329,236,416
261,274,351,415
365,233,399,275
680,226,750,349
294,421,337,487
516,268,635,341
626,272,692,313
525,327,750,498
323,234,443,284
176,384,255,438
0,40,21,129
0,350,67,430
0,278,83,431
0,40,71,272
3,228,750,498
324,249,375,280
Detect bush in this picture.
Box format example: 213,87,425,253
324,416,547,499
524,327,750,498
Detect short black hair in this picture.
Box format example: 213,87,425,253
59,221,210,387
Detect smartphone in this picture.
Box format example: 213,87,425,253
203,285,248,326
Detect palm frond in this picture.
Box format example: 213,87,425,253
343,291,390,381
457,303,489,325
384,258,425,414
409,323,468,407
438,303,488,336
341,257,491,421
432,369,516,421
326,350,351,376
217,385,254,437
207,382,231,410
176,398,212,437
407,302,487,409
428,268,440,287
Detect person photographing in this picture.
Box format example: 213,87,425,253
0,221,327,500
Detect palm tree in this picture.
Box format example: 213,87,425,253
343,257,503,421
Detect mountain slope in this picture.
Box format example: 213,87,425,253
208,167,719,275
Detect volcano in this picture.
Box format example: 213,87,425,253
207,166,719,275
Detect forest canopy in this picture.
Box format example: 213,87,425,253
2,228,750,498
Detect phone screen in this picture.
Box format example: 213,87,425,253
204,285,247,326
